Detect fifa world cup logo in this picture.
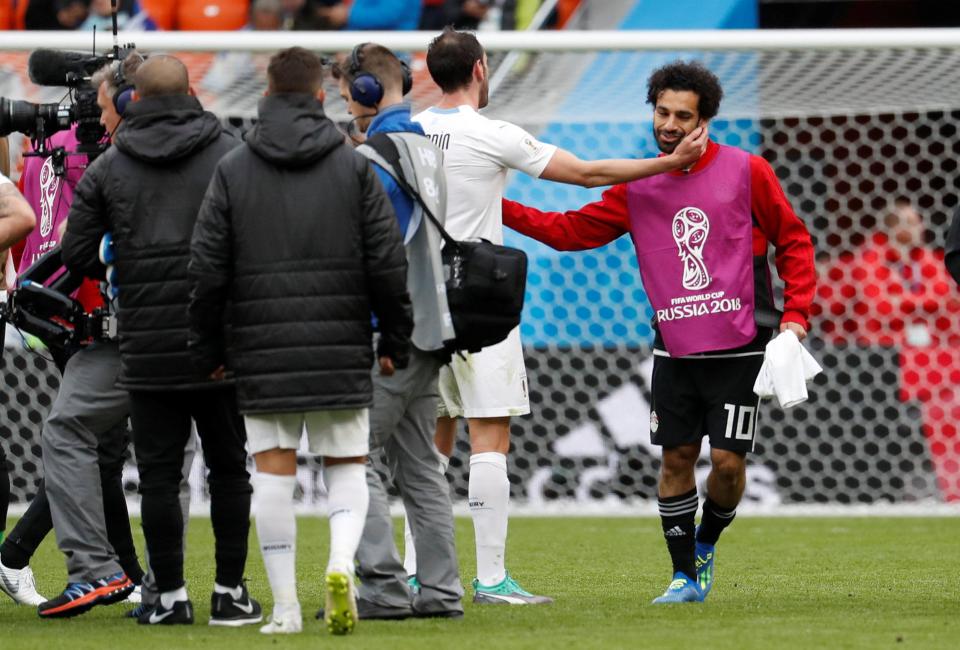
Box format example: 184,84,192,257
672,207,711,291
38,157,59,238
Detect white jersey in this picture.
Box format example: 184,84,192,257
0,171,11,187
413,105,557,244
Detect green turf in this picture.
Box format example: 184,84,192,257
2,516,957,648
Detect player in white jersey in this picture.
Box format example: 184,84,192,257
411,28,707,605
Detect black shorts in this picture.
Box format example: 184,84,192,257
649,353,764,454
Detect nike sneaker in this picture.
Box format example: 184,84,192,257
0,561,45,606
38,571,134,618
651,572,704,604
209,583,263,627
125,603,150,619
324,570,358,635
472,573,553,605
137,599,194,625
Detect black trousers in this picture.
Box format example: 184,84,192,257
130,386,251,593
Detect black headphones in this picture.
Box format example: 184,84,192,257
111,62,134,116
111,51,146,116
347,42,413,108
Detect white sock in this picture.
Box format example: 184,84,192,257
160,586,189,608
213,582,243,599
402,452,449,577
402,508,417,577
253,473,299,607
324,463,368,575
469,452,509,587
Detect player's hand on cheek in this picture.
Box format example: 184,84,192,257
672,127,708,168
780,321,808,341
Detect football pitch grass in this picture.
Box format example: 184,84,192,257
2,516,957,649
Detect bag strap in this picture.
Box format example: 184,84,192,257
358,133,459,250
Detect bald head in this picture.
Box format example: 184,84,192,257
134,56,190,98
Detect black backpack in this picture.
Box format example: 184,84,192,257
363,133,528,357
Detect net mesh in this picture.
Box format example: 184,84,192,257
1,42,958,507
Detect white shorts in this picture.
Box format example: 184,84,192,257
438,327,530,419
244,409,370,458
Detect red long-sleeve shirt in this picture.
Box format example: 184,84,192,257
502,140,817,329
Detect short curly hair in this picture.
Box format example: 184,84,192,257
646,61,723,120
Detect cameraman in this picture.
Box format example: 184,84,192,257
63,55,259,627
330,43,463,621
0,54,152,618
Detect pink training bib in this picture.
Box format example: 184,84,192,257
627,144,757,357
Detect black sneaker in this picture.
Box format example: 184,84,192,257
137,599,194,625
125,603,150,619
209,583,263,627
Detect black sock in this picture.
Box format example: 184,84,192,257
697,496,737,546
658,488,698,581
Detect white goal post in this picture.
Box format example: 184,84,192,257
2,27,960,52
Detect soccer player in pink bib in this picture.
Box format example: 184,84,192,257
503,61,817,603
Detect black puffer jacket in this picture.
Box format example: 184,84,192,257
63,94,238,390
189,93,412,414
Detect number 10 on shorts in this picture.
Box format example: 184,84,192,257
723,403,757,441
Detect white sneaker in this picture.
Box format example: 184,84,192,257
0,561,46,606
259,605,302,635
125,584,142,604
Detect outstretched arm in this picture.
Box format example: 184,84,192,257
502,184,630,251
539,127,708,188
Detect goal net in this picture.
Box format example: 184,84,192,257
1,30,958,511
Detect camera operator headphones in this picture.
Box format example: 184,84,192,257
347,43,413,108
111,52,146,117
112,63,134,116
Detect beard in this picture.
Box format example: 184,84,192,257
654,127,686,154
478,77,490,109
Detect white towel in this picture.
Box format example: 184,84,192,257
753,330,823,408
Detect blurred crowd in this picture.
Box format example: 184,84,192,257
0,0,581,31
813,198,960,500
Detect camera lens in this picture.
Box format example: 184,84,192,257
0,97,75,139
0,97,41,137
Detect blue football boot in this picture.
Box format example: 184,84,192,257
651,572,704,604
695,534,717,599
